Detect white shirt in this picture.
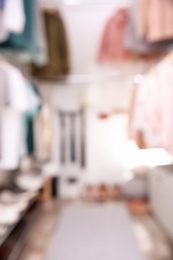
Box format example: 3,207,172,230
0,62,41,170
0,0,25,42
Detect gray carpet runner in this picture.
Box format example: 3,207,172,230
45,203,144,260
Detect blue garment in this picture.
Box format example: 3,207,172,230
0,0,38,57
0,0,5,8
10,0,37,56
25,82,42,155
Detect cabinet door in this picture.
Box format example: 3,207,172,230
159,173,173,239
149,170,164,215
149,169,173,239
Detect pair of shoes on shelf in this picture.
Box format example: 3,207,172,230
0,186,31,225
0,184,37,202
15,173,44,192
0,172,44,226
0,198,28,213
0,184,38,225
0,190,29,212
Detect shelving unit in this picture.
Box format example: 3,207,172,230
0,194,39,247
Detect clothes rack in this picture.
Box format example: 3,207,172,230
40,0,131,7
38,73,145,85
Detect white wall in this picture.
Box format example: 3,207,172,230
61,5,118,74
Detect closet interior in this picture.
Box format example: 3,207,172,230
0,0,173,259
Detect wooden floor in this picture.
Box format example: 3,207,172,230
132,215,173,260
18,201,173,260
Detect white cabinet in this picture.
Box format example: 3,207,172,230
149,167,173,240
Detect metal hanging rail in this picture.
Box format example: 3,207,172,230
40,0,131,7
38,73,145,85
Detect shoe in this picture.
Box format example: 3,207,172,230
97,184,109,202
0,186,37,203
15,174,44,192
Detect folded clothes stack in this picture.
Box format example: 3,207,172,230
0,170,44,231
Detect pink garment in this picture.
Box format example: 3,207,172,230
133,71,161,148
97,8,132,62
133,57,173,154
139,73,161,132
155,58,173,154
138,0,173,42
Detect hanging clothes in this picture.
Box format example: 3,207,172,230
0,65,9,159
3,0,25,34
132,56,173,154
34,103,53,160
124,0,173,55
31,10,70,79
137,0,173,42
0,0,48,65
132,71,161,149
154,58,173,154
25,82,42,155
97,8,133,62
34,0,48,66
0,61,30,170
0,67,8,114
0,0,25,42
0,0,5,9
7,0,38,57
0,60,42,170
